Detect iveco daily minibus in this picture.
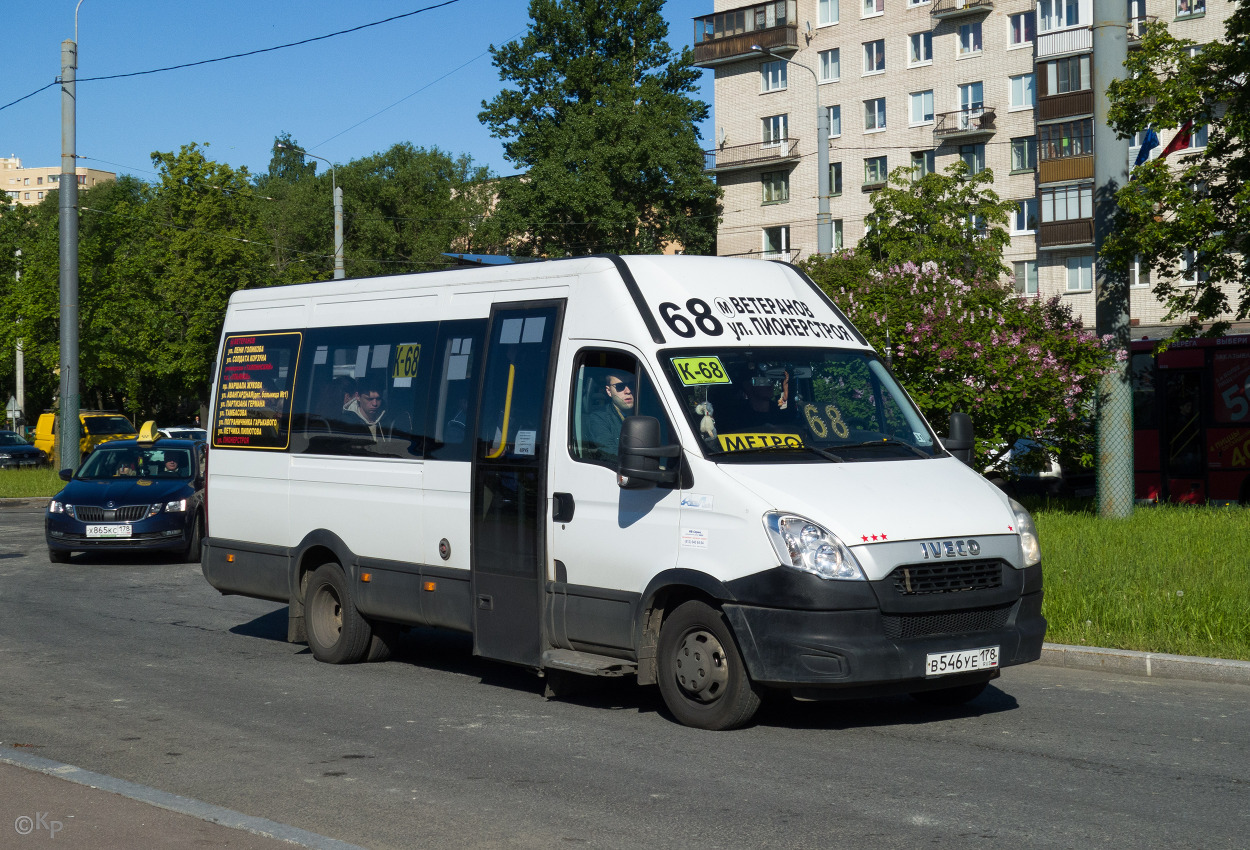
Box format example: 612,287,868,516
202,255,1045,729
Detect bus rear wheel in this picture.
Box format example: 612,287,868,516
305,563,372,664
656,600,761,730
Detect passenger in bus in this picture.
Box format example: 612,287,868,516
348,376,387,441
585,372,635,460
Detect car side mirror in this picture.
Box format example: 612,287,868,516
617,416,681,490
945,412,975,467
59,468,73,481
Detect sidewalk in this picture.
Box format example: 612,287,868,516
0,751,365,850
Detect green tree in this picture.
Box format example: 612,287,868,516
859,161,1016,280
801,257,1114,473
1104,6,1250,335
478,0,720,256
262,132,317,184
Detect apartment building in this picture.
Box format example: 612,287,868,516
693,0,1233,333
2,157,114,207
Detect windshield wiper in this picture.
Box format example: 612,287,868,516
840,438,931,459
707,444,844,463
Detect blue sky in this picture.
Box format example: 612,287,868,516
3,0,714,183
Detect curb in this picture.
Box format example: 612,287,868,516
1040,642,1250,686
0,497,50,508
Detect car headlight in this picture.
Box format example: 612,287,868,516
1009,498,1041,567
164,499,188,513
48,500,64,514
0,452,11,459
763,512,866,581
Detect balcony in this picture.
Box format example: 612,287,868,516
1037,26,1091,58
1039,154,1094,184
704,138,801,174
1038,219,1094,248
934,107,997,140
1127,15,1158,46
931,0,993,18
693,0,799,67
1038,89,1093,121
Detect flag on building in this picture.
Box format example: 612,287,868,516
1157,120,1196,160
1134,128,1160,166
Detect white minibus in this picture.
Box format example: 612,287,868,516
202,255,1045,729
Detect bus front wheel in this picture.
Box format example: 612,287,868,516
305,563,372,664
656,600,761,730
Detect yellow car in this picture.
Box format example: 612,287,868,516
33,410,137,465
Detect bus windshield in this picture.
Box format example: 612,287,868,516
661,347,939,462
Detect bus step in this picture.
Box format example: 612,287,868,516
542,649,637,678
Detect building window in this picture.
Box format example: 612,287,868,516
1010,73,1036,109
1039,0,1080,31
909,32,933,65
762,171,790,204
1131,256,1151,288
23,177,29,185
960,143,986,174
908,0,930,6
832,219,845,250
829,161,843,196
1066,255,1094,292
1040,119,1093,160
819,0,840,24
1181,249,1209,284
820,48,841,82
36,176,43,185
958,22,983,56
762,114,789,146
864,97,887,132
1045,55,1091,94
36,191,43,199
909,90,935,125
1176,0,1204,17
761,60,787,92
23,192,29,200
1011,137,1038,171
1015,260,1039,295
827,105,842,137
911,149,936,179
1012,198,1038,233
1042,184,1094,222
863,40,886,74
1009,12,1036,46
863,0,884,16
864,156,888,186
1183,122,1209,150
763,226,790,258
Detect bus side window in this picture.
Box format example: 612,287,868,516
570,348,675,473
426,319,487,462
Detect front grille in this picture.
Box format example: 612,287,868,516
71,504,149,522
882,602,1014,639
889,560,1003,595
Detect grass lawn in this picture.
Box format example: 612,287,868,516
3,470,1246,661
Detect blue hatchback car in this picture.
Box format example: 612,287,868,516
46,426,206,564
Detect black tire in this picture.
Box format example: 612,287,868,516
48,548,70,564
656,600,761,730
182,513,203,563
910,681,988,707
305,563,372,664
365,623,402,662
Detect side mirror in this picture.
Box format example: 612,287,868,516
945,412,975,467
617,416,681,490
59,468,74,481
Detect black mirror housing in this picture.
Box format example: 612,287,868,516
945,412,975,467
617,416,681,489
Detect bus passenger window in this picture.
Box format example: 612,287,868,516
426,319,486,462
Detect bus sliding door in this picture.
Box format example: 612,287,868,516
1161,370,1204,503
470,302,564,666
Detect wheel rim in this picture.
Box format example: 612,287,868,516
309,583,343,649
671,628,730,704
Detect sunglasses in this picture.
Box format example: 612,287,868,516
609,381,633,392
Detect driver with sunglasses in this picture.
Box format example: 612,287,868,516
585,372,636,461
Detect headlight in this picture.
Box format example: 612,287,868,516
164,499,188,513
1009,498,1041,567
763,512,866,581
0,452,11,459
48,500,64,514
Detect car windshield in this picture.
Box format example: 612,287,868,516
82,415,137,436
661,347,939,462
77,446,193,480
0,432,30,446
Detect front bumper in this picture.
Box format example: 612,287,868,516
722,589,1046,697
46,515,192,553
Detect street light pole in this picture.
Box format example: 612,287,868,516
752,45,831,257
57,3,85,471
276,143,344,280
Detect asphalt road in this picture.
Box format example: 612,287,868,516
1,504,1247,850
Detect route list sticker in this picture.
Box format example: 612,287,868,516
214,332,302,450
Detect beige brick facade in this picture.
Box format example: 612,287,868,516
1,157,114,207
